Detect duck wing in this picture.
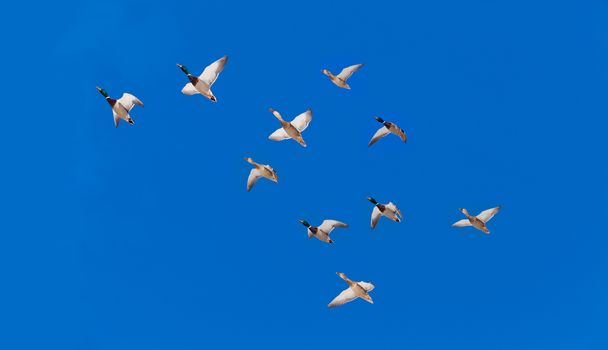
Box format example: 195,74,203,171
371,206,382,229
476,206,501,223
117,93,144,111
268,127,291,141
199,55,228,87
356,281,375,292
390,124,407,142
328,287,357,308
290,109,312,132
246,168,262,192
336,63,363,81
452,219,472,227
181,82,199,95
319,220,348,234
112,111,120,128
368,126,390,146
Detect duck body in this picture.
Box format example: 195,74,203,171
245,157,278,192
328,272,375,308
367,197,403,229
452,206,501,234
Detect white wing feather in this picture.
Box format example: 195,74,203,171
181,83,199,95
290,109,312,132
318,220,348,234
452,219,472,227
117,93,143,111
328,288,357,308
268,128,291,141
368,126,390,146
199,56,228,86
386,202,402,219
476,206,501,223
112,111,120,128
247,168,262,192
371,206,381,229
357,282,375,292
336,64,363,81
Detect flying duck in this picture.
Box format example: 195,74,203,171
452,206,501,234
322,64,364,90
298,219,348,243
96,86,144,128
177,55,228,102
368,116,407,146
367,197,403,229
244,157,278,192
328,272,375,308
267,108,312,147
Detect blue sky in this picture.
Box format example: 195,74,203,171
1,0,607,349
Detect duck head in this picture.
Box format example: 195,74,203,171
458,208,470,217
96,86,109,98
298,219,311,228
321,69,332,77
176,64,190,75
374,116,385,124
367,197,378,205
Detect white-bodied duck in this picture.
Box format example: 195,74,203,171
367,197,403,229
452,206,501,234
368,116,407,146
244,157,278,192
267,108,312,147
298,219,348,244
328,272,375,308
96,86,143,128
322,64,363,90
177,55,228,102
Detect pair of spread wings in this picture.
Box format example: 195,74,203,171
336,63,363,81
328,281,375,308
181,56,228,95
452,207,501,227
114,93,144,127
369,124,407,146
308,220,348,238
371,202,402,229
247,166,277,192
268,110,312,141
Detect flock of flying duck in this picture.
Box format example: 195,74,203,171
96,55,501,308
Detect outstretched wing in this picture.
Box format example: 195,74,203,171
452,219,472,227
112,111,120,128
247,168,262,192
181,83,199,95
371,206,382,229
319,220,348,234
336,64,363,81
117,93,144,111
356,282,375,292
368,126,390,146
199,55,228,86
386,202,402,219
290,109,312,132
328,287,357,308
268,127,291,141
476,206,501,223
391,124,407,142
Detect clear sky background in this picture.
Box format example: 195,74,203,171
0,0,607,349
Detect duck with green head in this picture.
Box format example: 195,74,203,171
367,196,403,229
368,116,407,146
298,219,348,244
177,55,228,102
96,86,144,128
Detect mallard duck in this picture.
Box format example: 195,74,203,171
96,86,144,128
367,197,403,229
298,219,348,243
328,272,374,308
244,157,278,192
177,55,228,102
322,64,363,89
368,117,407,146
452,206,501,234
267,108,312,147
